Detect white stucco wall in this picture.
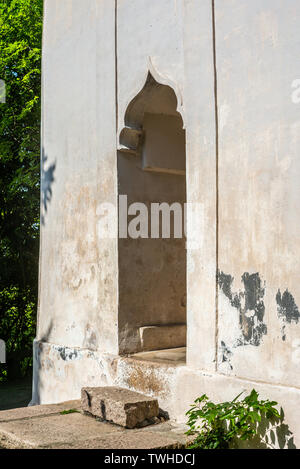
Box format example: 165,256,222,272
38,0,118,354
216,0,300,387
34,0,300,447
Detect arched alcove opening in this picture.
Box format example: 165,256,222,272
118,73,186,361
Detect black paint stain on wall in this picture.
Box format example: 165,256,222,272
241,273,267,345
217,271,240,309
218,271,267,347
220,340,233,370
276,289,300,341
57,347,78,361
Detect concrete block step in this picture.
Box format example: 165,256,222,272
81,386,159,429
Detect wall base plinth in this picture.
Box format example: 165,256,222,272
31,339,300,448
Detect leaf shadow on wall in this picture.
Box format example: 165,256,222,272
231,408,296,449
30,320,53,406
41,149,56,226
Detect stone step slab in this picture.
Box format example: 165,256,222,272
139,324,186,351
0,404,190,449
81,386,159,429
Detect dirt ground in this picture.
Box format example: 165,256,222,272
0,376,32,411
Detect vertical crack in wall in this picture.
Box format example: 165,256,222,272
212,0,220,371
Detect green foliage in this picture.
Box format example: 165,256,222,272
60,409,80,415
0,0,43,380
0,286,36,380
186,389,280,449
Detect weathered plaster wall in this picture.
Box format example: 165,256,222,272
216,0,300,388
182,0,217,370
39,0,118,354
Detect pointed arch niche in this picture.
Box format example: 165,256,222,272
118,72,186,361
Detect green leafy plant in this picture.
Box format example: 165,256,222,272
186,389,280,449
60,409,79,415
0,286,36,380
